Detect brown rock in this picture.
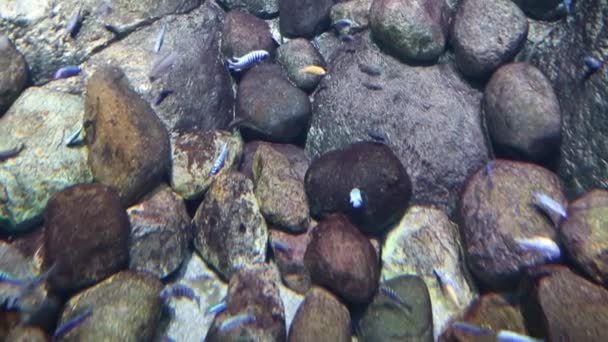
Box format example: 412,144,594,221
240,141,310,181
0,35,27,116
276,38,326,92
84,66,170,205
44,184,130,293
5,326,46,342
270,228,312,294
221,10,275,59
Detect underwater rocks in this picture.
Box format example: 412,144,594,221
240,141,310,182
44,184,130,293
287,286,350,342
85,66,170,206
511,0,565,20
369,0,448,63
192,171,268,280
304,213,379,303
484,62,561,162
305,141,411,235
330,0,373,35
5,326,47,342
270,228,313,294
276,38,326,93
279,0,333,39
451,0,528,78
0,36,27,116
217,0,279,19
222,10,276,60
460,160,566,289
0,87,93,233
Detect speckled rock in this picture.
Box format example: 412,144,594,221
44,184,130,293
205,263,285,342
484,62,561,162
171,130,243,200
270,228,313,294
358,275,433,342
306,33,488,217
222,10,276,60
330,0,373,35
312,32,342,64
84,66,170,206
460,160,566,289
192,172,268,280
57,271,162,341
560,189,608,285
276,39,326,92
5,326,47,342
217,0,279,19
304,141,412,235
287,286,350,342
253,144,310,232
0,36,27,116
239,141,310,181
0,87,93,233
521,266,608,341
451,0,528,78
160,253,228,342
279,0,333,39
369,0,448,63
278,282,305,333
235,63,311,143
304,213,379,303
127,185,191,279
382,206,478,339
512,0,565,21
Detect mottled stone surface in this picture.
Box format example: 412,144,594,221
279,0,333,39
276,38,326,92
5,326,47,342
84,66,170,205
192,172,268,280
127,185,190,279
382,206,478,339
44,184,130,293
287,286,350,342
512,0,564,20
239,141,310,181
222,10,276,59
0,87,92,232
217,0,279,19
330,0,373,35
0,35,28,116
270,228,312,294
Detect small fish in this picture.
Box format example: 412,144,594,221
333,18,353,30
361,82,383,91
154,24,166,54
54,66,82,79
496,330,543,342
515,236,561,260
153,89,174,106
271,240,290,254
0,143,24,161
300,65,326,76
67,4,83,38
65,126,85,147
532,192,567,220
209,142,229,176
340,34,354,43
367,130,387,142
160,284,200,306
206,301,227,315
53,309,93,340
349,188,363,208
433,268,461,307
227,117,249,130
584,56,603,70
149,51,177,81
563,0,572,14
226,50,269,72
379,285,411,311
358,63,382,76
452,321,493,335
219,309,256,332
0,270,23,286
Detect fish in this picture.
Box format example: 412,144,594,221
219,309,256,332
300,65,326,76
0,143,24,161
206,301,227,315
53,308,93,340
1,263,57,311
340,34,354,43
65,126,85,147
584,56,603,71
515,236,561,261
154,24,166,54
149,51,177,81
532,192,567,220
271,240,290,254
349,188,363,208
333,18,353,30
54,66,82,79
433,268,461,307
367,129,387,142
379,285,411,311
226,50,269,72
362,82,383,90
153,89,174,106
452,321,493,335
496,330,543,342
563,0,572,14
358,63,382,76
209,142,229,176
0,270,24,286
67,3,83,38
160,284,200,306
227,117,249,130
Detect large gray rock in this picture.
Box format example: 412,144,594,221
306,33,488,217
0,35,28,116
0,87,93,233
279,0,333,39
217,0,279,19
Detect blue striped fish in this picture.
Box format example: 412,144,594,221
226,50,269,72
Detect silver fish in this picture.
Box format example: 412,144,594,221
226,50,269,72
532,192,567,220
154,24,166,54
333,18,353,30
515,236,561,260
349,188,363,208
497,330,543,342
433,268,461,307
209,142,229,176
0,143,24,161
65,126,85,147
379,285,411,311
452,321,493,336
149,51,177,81
219,309,255,332
67,4,83,38
206,301,227,315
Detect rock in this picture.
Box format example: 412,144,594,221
160,253,228,342
171,130,243,201
239,141,310,182
276,38,326,92
0,36,27,116
192,172,268,280
287,286,350,342
560,189,608,285
235,64,311,143
484,62,561,162
252,144,310,232
217,0,279,19
5,326,46,342
521,266,608,341
304,213,379,303
511,0,565,21
84,65,170,206
358,275,433,342
0,311,19,341
0,87,93,233
311,32,342,64
270,228,312,294
330,0,373,35
278,282,305,333
460,160,566,289
222,10,276,60
279,0,333,39
57,271,162,341
0,0,201,85
205,263,285,342
304,141,412,235
127,185,191,279
451,0,528,78
44,184,130,293
306,33,488,217
382,206,478,339
369,0,448,63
